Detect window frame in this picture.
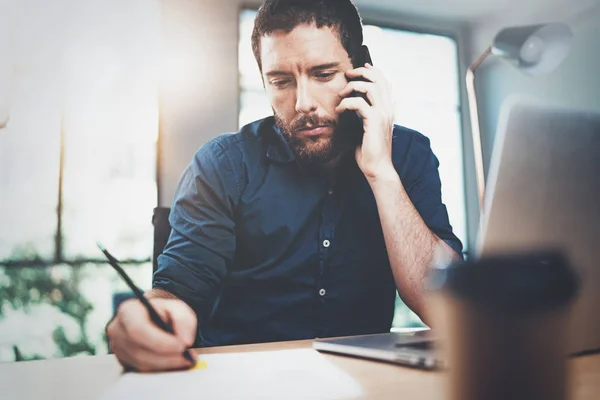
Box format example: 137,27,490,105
0,107,156,270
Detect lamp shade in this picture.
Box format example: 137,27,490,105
491,23,573,75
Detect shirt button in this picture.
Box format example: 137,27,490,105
319,288,326,296
328,188,333,195
322,239,330,248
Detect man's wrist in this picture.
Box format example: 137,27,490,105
365,165,401,188
145,288,180,300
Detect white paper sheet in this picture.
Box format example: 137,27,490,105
101,348,364,400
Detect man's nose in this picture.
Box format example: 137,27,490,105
295,80,317,114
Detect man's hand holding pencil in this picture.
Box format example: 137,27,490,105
99,243,198,372
106,297,197,372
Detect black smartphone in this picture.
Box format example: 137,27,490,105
340,45,373,147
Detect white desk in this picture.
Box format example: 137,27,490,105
1,338,599,399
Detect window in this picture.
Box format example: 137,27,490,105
0,0,160,361
238,10,467,328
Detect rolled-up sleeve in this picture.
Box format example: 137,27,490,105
398,130,464,257
153,139,240,318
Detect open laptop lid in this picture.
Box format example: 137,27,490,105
476,99,600,354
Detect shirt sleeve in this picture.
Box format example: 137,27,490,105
396,129,464,257
153,139,240,319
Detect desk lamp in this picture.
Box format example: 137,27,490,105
466,23,573,210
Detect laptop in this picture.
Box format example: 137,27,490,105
313,100,600,369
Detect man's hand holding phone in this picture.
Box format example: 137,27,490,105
336,63,396,182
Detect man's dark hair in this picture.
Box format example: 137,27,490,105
251,0,364,72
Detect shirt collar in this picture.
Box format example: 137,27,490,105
265,120,296,164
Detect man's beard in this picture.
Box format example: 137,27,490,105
274,112,357,167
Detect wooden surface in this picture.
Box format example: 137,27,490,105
1,338,599,400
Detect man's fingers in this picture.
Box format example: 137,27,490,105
163,304,198,347
345,65,378,83
112,339,193,372
338,81,379,106
343,64,392,112
118,300,186,355
132,342,194,372
336,97,373,120
149,299,197,346
364,63,388,84
119,315,185,355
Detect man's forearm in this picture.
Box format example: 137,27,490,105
368,171,459,323
145,288,180,300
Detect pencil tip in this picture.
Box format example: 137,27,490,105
96,242,106,252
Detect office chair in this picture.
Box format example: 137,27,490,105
152,206,172,275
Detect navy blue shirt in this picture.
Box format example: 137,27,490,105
153,117,462,347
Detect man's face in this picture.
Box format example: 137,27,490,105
260,23,354,164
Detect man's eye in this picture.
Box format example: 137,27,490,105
316,72,335,81
271,80,290,88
